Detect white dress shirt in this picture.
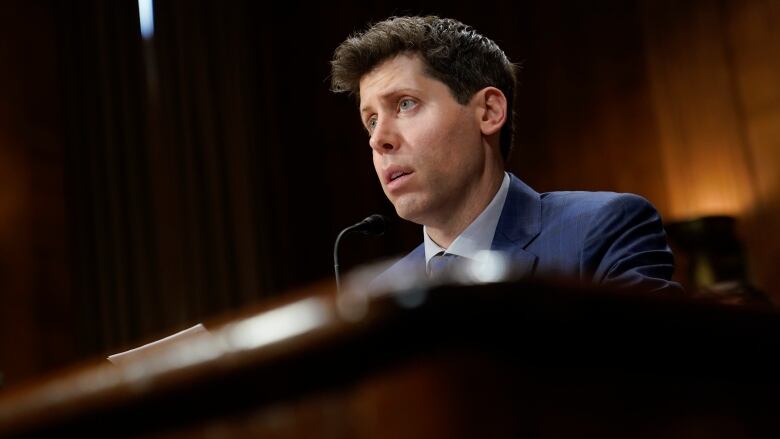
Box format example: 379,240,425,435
423,172,511,273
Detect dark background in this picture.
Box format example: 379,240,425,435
1,0,778,386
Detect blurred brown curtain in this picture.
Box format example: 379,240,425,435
58,0,282,356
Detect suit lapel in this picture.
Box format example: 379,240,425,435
384,243,426,280
369,243,426,293
491,174,541,279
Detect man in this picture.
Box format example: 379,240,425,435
330,16,680,293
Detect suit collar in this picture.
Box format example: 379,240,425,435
491,174,541,278
493,173,541,249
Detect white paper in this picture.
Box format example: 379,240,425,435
107,323,209,366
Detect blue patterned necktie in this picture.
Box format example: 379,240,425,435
428,252,461,280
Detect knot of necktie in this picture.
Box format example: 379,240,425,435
428,252,461,280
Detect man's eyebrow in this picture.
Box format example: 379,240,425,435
360,88,423,115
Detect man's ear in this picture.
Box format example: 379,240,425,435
475,87,507,136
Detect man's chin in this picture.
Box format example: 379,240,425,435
392,200,428,226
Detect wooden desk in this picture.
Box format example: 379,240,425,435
1,280,779,438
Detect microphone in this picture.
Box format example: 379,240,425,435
349,214,388,236
334,214,389,294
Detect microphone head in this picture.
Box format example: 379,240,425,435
357,214,389,236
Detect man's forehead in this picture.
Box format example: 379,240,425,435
358,54,428,112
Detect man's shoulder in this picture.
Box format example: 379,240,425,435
540,190,652,211
504,174,657,221
536,190,658,225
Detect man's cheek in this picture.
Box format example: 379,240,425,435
372,156,382,180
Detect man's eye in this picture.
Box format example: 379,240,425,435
399,99,416,111
366,117,377,133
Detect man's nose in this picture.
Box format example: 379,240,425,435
368,118,398,153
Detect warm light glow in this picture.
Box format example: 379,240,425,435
654,123,757,221
661,146,756,221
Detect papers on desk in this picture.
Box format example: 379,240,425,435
107,323,209,366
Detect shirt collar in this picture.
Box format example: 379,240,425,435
423,172,511,265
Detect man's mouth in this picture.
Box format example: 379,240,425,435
390,171,409,181
383,166,414,192
383,166,414,185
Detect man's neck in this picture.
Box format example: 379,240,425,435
425,170,505,248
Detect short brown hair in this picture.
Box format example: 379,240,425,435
330,16,519,161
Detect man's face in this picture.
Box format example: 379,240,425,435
359,54,486,228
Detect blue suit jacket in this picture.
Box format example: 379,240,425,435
373,174,681,293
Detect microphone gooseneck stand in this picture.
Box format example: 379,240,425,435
334,214,388,295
